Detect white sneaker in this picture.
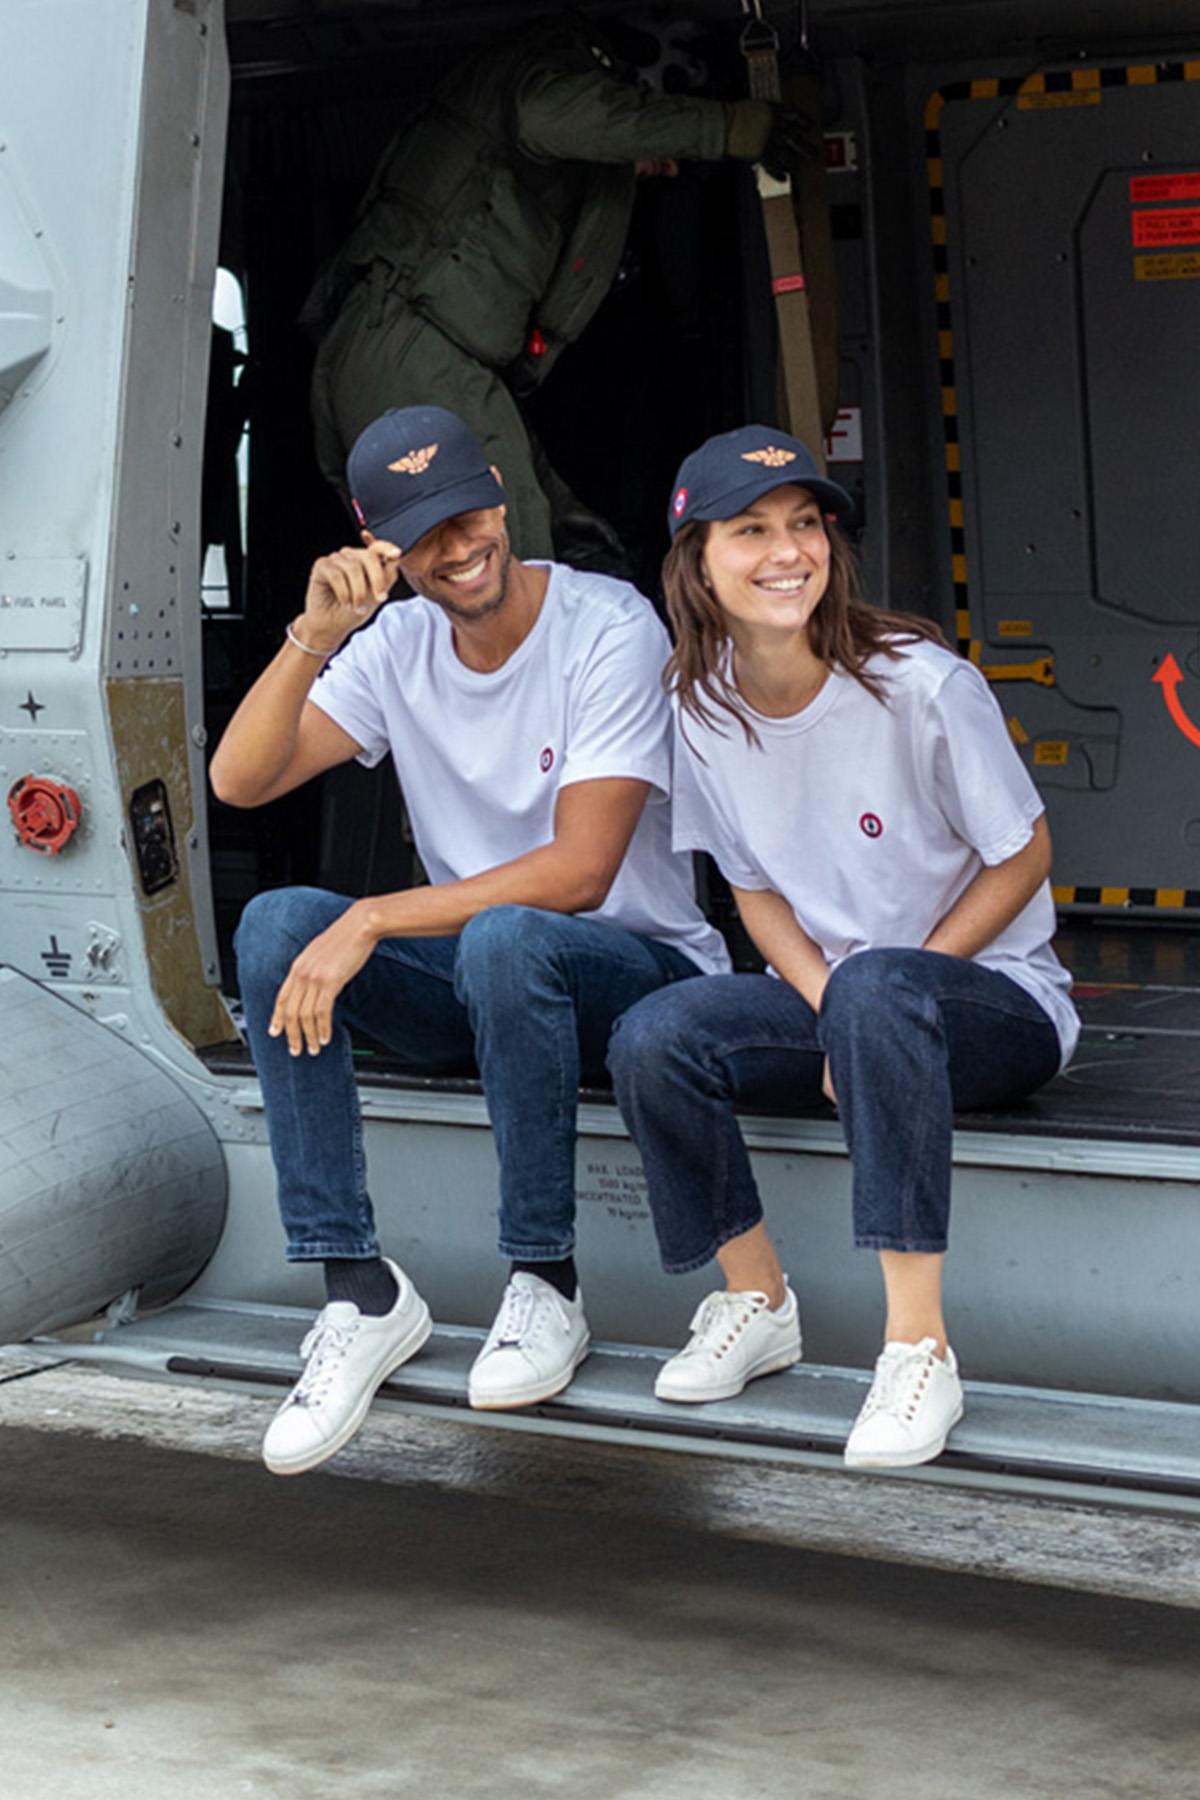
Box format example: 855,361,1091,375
843,1337,964,1469
654,1282,802,1404
262,1260,432,1476
468,1273,590,1410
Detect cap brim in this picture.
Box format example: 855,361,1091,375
368,469,506,553
689,469,855,529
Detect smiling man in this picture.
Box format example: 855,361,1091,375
210,405,728,1475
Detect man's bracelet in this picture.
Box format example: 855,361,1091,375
285,619,333,658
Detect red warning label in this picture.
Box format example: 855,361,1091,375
1132,206,1200,249
1130,171,1200,204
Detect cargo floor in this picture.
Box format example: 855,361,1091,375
203,923,1200,1147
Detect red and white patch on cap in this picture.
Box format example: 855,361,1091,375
351,497,366,527
672,486,689,519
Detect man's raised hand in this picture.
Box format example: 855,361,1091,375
299,541,401,653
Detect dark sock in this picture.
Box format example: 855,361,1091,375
324,1257,398,1317
510,1256,577,1302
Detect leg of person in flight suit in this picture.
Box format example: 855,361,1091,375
312,286,554,560
313,281,622,568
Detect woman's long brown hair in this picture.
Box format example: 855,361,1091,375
662,517,947,747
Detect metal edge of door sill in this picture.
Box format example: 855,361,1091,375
220,1078,1200,1182
38,1338,1200,1517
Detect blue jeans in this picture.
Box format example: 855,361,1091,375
234,889,699,1263
608,948,1063,1268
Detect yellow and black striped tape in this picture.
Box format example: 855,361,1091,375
927,63,1200,911
1052,885,1200,910
925,60,1200,657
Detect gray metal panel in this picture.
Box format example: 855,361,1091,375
0,559,86,654
103,0,230,991
1081,167,1200,627
86,1297,1200,1495
928,60,1200,898
0,110,59,417
0,728,112,910
189,1092,1200,1405
0,0,233,1071
0,967,227,1338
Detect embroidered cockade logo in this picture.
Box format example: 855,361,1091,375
388,444,439,475
741,446,797,468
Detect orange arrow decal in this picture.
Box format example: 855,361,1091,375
1153,653,1200,748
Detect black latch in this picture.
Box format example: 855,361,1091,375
129,779,179,897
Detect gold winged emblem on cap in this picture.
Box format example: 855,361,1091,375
741,446,797,468
388,443,439,475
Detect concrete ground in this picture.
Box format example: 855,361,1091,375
1,1388,1198,1800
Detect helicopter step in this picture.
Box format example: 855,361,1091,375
65,1296,1200,1510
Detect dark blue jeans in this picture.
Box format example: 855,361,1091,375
234,889,699,1263
608,948,1063,1268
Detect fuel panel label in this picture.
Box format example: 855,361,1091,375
1132,207,1200,248
1130,172,1200,204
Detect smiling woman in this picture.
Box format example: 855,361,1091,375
661,433,943,746
607,422,1078,1471
702,487,832,667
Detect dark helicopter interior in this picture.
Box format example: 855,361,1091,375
198,1,1200,1150
201,4,826,984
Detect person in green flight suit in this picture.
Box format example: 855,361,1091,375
304,14,784,570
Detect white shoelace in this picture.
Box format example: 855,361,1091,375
679,1289,768,1362
857,1338,940,1426
291,1311,359,1407
492,1279,570,1348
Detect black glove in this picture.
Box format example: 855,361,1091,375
761,103,822,179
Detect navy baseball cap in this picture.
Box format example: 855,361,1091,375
667,425,854,538
346,406,505,553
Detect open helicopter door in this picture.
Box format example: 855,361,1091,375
3,5,1200,1607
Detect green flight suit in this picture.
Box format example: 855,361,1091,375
306,19,742,561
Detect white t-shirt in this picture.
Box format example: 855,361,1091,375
308,561,730,976
671,638,1079,1065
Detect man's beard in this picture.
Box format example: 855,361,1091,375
429,538,512,623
